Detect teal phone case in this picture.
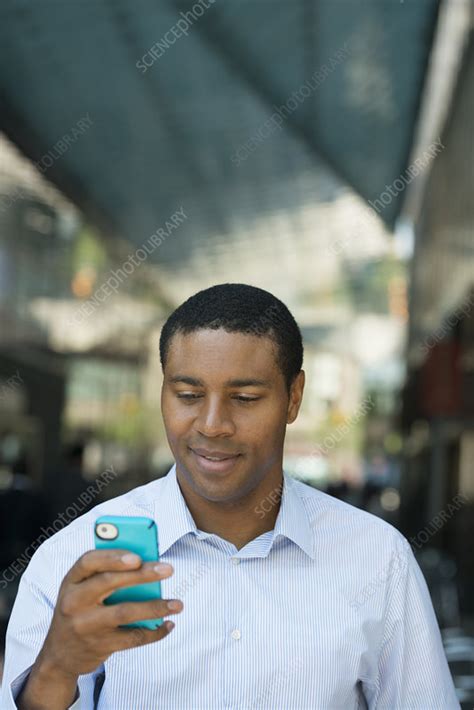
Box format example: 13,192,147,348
94,515,163,630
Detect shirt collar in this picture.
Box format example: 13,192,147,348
272,472,316,560
153,462,316,560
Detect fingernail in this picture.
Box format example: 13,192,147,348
121,553,141,565
165,621,175,631
167,600,182,611
154,563,172,573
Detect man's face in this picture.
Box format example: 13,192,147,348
160,328,304,503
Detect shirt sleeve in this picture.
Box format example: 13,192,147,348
362,535,460,709
0,540,102,709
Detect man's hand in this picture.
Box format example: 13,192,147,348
17,549,182,710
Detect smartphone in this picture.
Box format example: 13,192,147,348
94,515,164,630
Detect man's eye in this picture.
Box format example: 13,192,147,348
175,394,260,403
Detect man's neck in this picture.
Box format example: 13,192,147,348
176,469,284,550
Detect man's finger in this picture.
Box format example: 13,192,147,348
101,597,183,629
63,549,147,585
68,562,173,606
115,620,176,651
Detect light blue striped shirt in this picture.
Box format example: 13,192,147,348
1,463,460,709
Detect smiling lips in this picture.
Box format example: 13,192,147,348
189,447,241,473
190,447,240,460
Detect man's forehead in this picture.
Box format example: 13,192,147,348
166,329,280,378
169,328,276,355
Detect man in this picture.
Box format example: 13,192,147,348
1,283,460,709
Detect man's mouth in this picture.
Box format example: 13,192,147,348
190,447,240,460
189,447,242,473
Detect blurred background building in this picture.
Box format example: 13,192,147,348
0,0,473,703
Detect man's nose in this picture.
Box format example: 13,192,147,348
195,398,235,437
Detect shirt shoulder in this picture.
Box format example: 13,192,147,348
291,477,409,555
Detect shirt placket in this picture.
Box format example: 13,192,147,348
222,546,248,709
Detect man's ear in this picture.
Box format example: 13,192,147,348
287,370,305,424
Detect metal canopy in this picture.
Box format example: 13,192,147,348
0,0,439,267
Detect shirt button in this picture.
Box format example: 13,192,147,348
231,557,240,564
231,629,241,640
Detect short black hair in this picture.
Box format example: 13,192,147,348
159,283,304,394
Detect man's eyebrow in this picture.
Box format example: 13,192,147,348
168,375,272,388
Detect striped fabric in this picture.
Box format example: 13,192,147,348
1,463,460,709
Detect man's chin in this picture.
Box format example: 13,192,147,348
177,457,251,503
